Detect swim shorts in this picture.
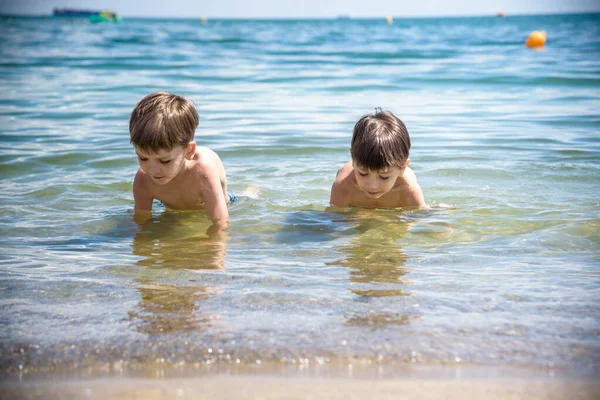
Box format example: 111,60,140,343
157,193,237,207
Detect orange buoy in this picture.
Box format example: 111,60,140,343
497,11,504,17
526,31,546,49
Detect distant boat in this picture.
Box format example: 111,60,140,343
336,15,350,20
53,8,120,23
54,8,100,17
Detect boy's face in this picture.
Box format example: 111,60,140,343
135,145,192,185
353,161,407,199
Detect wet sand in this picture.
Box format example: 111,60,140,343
2,375,599,400
2,363,599,400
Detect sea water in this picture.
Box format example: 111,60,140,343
0,13,598,378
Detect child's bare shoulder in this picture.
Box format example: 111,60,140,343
189,146,226,186
196,145,218,156
191,146,221,168
133,168,152,188
399,166,426,207
334,161,354,182
331,162,356,194
330,162,354,206
402,167,420,187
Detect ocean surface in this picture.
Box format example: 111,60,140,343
0,13,599,379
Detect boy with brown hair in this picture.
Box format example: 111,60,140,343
330,109,426,209
129,92,235,226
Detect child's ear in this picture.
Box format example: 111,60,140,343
185,141,197,159
401,159,410,170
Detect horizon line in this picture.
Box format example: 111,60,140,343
1,10,599,20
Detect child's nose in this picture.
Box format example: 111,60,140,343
148,163,161,175
365,176,378,187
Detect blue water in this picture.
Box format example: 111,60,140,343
0,13,599,378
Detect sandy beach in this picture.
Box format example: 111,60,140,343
2,375,599,400
2,363,599,400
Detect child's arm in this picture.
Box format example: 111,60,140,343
330,165,351,207
405,183,426,208
402,168,427,208
199,166,230,228
133,170,153,223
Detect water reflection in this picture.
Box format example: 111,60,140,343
345,311,412,328
128,211,227,335
131,210,229,270
328,210,412,296
328,211,416,329
127,281,219,336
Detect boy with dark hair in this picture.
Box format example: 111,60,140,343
130,92,235,226
330,109,426,209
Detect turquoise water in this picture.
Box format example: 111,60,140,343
0,14,599,378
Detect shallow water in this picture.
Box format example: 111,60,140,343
0,13,599,377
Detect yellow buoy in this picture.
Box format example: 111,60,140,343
200,17,208,24
526,31,546,49
385,16,393,24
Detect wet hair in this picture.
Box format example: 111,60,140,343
350,108,411,170
129,92,199,153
